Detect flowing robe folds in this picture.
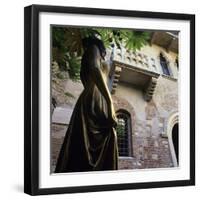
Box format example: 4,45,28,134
55,45,118,173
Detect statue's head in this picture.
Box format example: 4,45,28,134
82,36,106,59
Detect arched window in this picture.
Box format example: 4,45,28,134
160,53,170,76
172,123,179,165
166,113,179,167
116,110,132,157
175,57,179,70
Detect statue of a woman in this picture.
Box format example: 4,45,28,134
55,37,118,173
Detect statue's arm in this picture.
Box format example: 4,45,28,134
87,45,117,124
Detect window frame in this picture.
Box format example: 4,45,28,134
160,53,171,76
116,110,133,158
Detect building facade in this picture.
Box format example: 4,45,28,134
51,31,179,172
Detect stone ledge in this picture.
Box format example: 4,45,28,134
160,133,168,138
161,74,178,82
119,156,135,160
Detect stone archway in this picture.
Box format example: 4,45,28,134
166,112,179,167
172,123,179,164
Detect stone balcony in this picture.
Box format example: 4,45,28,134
109,48,160,102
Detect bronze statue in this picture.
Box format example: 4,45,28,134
55,37,118,173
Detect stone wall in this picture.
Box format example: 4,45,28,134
51,124,67,173
112,75,178,169
51,43,179,172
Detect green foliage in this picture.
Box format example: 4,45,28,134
93,28,114,48
52,26,150,81
123,31,150,51
66,55,81,81
92,29,150,50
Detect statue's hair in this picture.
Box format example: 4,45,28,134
82,36,106,56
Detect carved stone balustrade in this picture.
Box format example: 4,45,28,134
109,48,160,101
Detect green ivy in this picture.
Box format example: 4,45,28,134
52,27,150,81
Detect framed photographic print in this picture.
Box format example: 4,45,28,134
24,4,195,195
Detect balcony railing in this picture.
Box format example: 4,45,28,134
107,47,160,101
109,48,159,74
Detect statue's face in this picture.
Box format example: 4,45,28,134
98,43,106,59
101,50,106,59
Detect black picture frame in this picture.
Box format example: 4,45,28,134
24,4,195,196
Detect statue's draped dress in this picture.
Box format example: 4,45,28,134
55,45,118,173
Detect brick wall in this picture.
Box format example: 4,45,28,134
112,95,174,170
